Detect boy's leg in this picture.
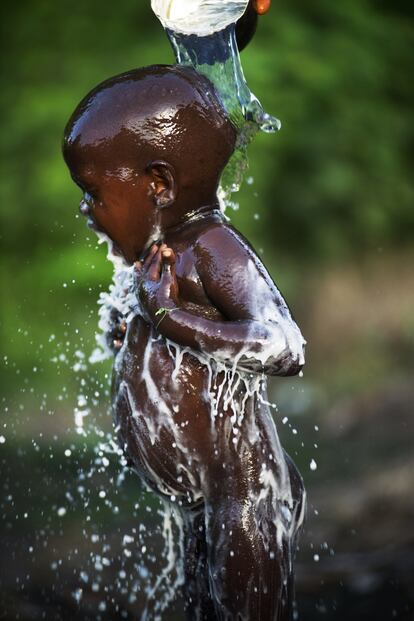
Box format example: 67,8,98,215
201,410,305,620
204,490,292,620
182,507,218,621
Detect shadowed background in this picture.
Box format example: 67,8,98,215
0,1,413,619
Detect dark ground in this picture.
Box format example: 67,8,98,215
1,376,413,620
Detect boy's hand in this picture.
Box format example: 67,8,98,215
105,307,127,353
135,244,179,325
253,0,271,15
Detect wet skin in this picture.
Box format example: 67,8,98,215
63,64,305,620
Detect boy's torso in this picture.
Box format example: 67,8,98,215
109,216,305,513
110,217,238,501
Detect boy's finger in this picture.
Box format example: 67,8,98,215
161,248,176,267
160,249,178,297
142,244,158,270
162,249,176,282
148,247,163,281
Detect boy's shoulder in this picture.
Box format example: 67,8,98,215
191,217,269,291
194,217,252,260
191,216,280,320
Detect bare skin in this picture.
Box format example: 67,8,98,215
63,63,305,620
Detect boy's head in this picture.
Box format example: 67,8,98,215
63,65,236,263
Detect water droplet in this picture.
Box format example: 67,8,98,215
72,588,83,602
123,534,134,545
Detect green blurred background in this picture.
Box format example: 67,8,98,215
1,1,413,619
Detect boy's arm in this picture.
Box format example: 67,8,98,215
137,234,305,376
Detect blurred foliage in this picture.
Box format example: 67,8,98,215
0,0,413,396
0,4,413,618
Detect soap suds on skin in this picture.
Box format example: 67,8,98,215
92,238,305,615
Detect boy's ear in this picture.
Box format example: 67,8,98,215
147,160,177,209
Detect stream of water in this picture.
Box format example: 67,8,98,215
152,0,280,196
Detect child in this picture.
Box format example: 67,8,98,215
63,65,306,621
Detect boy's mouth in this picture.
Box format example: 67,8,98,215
80,199,101,232
79,198,92,216
79,201,105,236
86,217,101,233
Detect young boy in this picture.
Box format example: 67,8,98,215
63,65,306,621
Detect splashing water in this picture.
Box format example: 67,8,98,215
151,0,281,196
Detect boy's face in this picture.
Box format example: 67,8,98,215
73,160,159,264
